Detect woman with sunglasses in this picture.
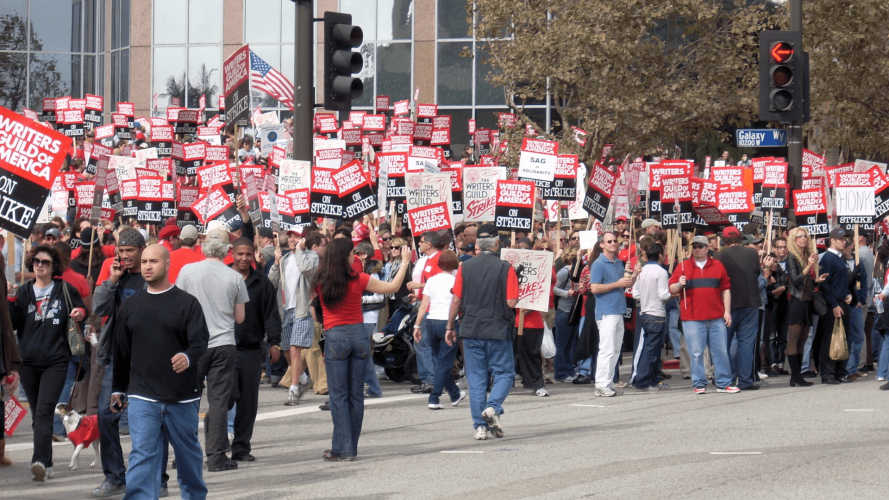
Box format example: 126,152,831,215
785,228,828,386
384,238,413,320
10,245,88,481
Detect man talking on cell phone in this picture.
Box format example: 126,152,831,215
111,244,210,500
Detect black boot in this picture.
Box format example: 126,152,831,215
788,354,813,387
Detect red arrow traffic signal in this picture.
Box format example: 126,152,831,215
770,42,794,63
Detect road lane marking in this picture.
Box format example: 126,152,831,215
571,404,607,408
710,452,762,455
441,451,484,454
844,409,876,412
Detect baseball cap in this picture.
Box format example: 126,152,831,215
43,227,61,239
828,227,847,239
616,215,628,222
722,226,741,238
692,235,709,246
641,218,660,229
158,225,180,240
258,226,274,239
286,227,304,237
477,224,498,238
744,234,763,245
180,225,199,241
80,227,100,247
229,219,245,232
205,228,232,245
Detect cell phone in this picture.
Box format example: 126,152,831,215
111,394,127,411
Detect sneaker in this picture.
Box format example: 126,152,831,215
535,388,549,397
757,371,769,380
207,459,238,472
716,386,741,393
595,387,616,397
319,401,330,411
227,432,234,443
31,462,47,482
411,383,433,394
636,385,659,392
52,434,66,442
159,486,169,498
451,390,467,406
364,392,383,399
694,387,707,395
615,381,628,388
92,480,126,498
754,380,768,388
284,390,300,406
428,403,444,410
877,377,887,382
481,407,503,438
474,426,488,440
556,375,576,383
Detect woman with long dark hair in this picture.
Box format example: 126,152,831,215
11,245,87,481
312,238,410,461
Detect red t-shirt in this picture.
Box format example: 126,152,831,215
453,265,520,300
168,247,205,283
318,273,371,330
62,268,91,302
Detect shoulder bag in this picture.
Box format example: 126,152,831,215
61,283,85,357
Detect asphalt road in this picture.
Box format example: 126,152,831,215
3,366,889,499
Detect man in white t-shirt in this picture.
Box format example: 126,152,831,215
176,228,249,472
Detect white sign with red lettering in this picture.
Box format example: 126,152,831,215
518,138,559,186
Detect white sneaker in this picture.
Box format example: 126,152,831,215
428,403,444,410
757,371,769,380
227,432,234,442
878,377,887,382
31,462,46,482
481,407,503,437
283,389,300,406
451,390,467,406
535,388,549,397
474,426,488,440
557,375,576,383
595,387,616,397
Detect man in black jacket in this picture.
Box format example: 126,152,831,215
816,227,856,384
228,238,282,462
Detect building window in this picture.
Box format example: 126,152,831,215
0,0,105,112
244,0,296,114
152,0,222,114
340,0,413,109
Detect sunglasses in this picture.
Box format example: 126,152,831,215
570,236,579,241
391,246,401,250
382,237,392,241
692,244,706,249
31,258,52,267
560,238,568,242
604,239,617,244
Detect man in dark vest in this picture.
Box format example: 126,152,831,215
446,224,519,441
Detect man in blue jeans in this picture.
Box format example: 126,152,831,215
631,242,671,391
446,225,518,440
407,231,446,394
714,227,767,391
112,244,209,500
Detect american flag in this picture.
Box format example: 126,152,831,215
250,51,294,110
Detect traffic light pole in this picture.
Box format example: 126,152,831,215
788,0,803,190
293,0,314,162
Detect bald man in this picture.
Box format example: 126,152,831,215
111,245,210,499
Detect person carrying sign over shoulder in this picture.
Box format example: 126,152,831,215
446,224,519,441
312,238,411,461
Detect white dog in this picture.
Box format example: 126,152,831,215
55,404,100,470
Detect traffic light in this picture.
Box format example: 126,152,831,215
323,11,363,112
759,30,803,122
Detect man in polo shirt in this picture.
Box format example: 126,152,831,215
589,231,640,397
669,235,738,394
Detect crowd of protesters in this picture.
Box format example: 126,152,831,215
3,192,889,497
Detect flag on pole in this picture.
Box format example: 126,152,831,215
249,50,294,110
152,93,158,111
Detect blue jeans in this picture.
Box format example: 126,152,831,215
426,319,460,404
364,324,383,397
125,399,207,500
726,307,759,388
554,309,577,380
878,329,889,380
99,361,127,486
324,323,371,459
53,356,81,436
635,314,667,389
666,298,682,358
845,306,865,376
415,315,434,384
575,317,591,377
683,319,734,389
462,335,515,430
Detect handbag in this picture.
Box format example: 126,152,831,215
567,293,584,326
828,317,849,361
812,289,828,317
541,322,556,359
61,283,85,357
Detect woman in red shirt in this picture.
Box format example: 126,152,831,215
313,238,410,461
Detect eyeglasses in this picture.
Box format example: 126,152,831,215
382,237,392,241
560,238,568,242
391,246,401,250
622,233,630,237
31,258,52,267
